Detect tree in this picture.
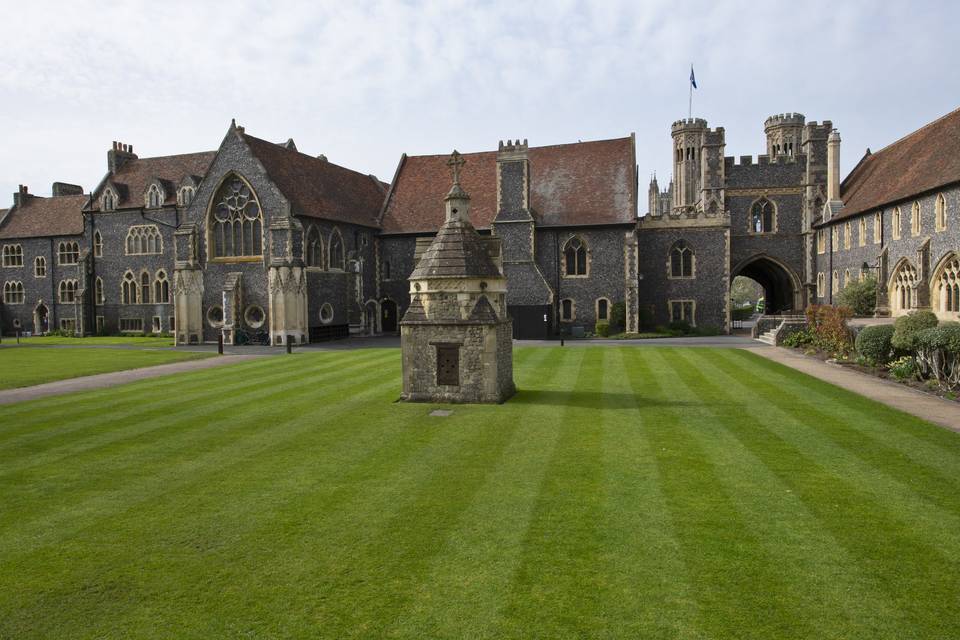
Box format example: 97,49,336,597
837,276,877,317
730,276,763,308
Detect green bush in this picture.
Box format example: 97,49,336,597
609,302,626,333
694,325,721,336
891,310,939,352
913,323,960,389
595,322,610,337
854,324,895,365
783,329,815,349
667,320,692,335
837,276,877,316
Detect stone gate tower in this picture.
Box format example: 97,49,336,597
399,151,515,404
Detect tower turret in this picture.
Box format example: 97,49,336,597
671,118,707,212
764,113,805,158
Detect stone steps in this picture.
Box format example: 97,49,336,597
756,330,777,345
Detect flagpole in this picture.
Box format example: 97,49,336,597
689,81,692,119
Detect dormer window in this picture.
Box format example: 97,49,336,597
178,187,195,207
146,184,163,209
102,188,116,211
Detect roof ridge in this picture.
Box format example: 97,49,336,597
404,135,633,161
241,131,374,179
869,105,960,156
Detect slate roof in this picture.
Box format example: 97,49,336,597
89,151,216,211
241,132,387,228
409,218,502,279
380,136,637,234
0,194,87,239
834,106,960,221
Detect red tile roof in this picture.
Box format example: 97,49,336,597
835,106,960,221
0,194,86,239
89,151,216,211
380,136,637,234
241,133,387,228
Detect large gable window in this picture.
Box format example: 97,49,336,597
563,236,587,277
101,187,117,212
306,226,324,268
750,198,775,233
210,176,263,258
58,241,80,265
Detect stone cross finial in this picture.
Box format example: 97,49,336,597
447,150,465,186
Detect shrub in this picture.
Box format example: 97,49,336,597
891,310,939,353
837,276,877,316
609,302,626,333
913,323,960,389
855,324,895,365
667,320,692,335
889,355,917,381
783,329,815,349
694,325,721,336
594,322,610,338
805,304,854,356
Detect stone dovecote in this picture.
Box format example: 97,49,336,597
400,151,515,404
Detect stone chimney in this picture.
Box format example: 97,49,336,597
827,129,841,201
108,141,138,174
52,182,84,197
13,185,30,208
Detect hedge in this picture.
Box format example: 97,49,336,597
854,324,896,365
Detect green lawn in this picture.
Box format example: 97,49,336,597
1,346,958,639
14,335,175,346
0,346,210,389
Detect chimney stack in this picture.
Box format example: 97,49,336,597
52,182,84,197
13,184,29,208
108,140,138,174
827,129,841,201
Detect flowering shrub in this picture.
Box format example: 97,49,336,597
805,304,854,356
889,356,917,381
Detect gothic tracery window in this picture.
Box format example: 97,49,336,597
3,244,23,267
3,281,24,304
141,271,152,304
102,188,116,211
58,279,78,303
125,225,162,255
34,256,46,277
306,226,324,268
328,229,344,270
94,231,103,257
936,256,960,314
751,198,775,233
210,176,263,258
154,270,169,303
891,260,919,313
563,236,587,276
122,271,138,304
670,240,694,278
95,276,104,305
58,241,79,265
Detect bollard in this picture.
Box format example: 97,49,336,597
218,333,224,355
286,336,293,354
16,330,20,344
560,337,564,347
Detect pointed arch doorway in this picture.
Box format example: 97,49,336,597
33,302,49,335
731,255,801,314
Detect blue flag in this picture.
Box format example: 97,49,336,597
690,65,697,89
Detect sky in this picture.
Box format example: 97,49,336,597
2,0,958,212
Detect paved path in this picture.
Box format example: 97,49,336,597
0,354,266,406
748,346,960,432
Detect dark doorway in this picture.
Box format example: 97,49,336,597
34,303,49,335
731,256,799,315
381,299,398,334
508,304,552,339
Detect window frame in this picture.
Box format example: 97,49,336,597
34,256,46,278
562,236,589,278
2,244,23,268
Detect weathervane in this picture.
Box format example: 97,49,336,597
447,150,465,186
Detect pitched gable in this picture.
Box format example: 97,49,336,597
90,151,216,211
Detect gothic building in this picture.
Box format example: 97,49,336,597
2,107,958,342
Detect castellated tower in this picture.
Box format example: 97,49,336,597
764,113,806,158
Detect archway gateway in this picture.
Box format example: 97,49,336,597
731,255,801,315
33,302,49,335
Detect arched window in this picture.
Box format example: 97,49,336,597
125,225,162,255
751,198,775,233
816,230,825,254
140,271,152,304
816,272,825,297
893,207,902,239
3,281,24,304
844,222,851,249
832,270,839,295
934,255,960,314
2,244,23,267
102,188,116,212
911,201,921,236
177,186,195,207
935,193,947,231
58,279,77,303
93,230,103,257
873,212,882,244
596,298,609,322
154,270,169,303
34,256,46,277
843,269,850,288
560,298,574,321
858,218,866,246
95,276,104,305
210,176,263,258
328,229,344,270
891,260,919,314
58,241,79,265
670,240,694,278
563,236,587,276
146,184,163,209
122,271,138,304
305,226,324,268
831,227,839,252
